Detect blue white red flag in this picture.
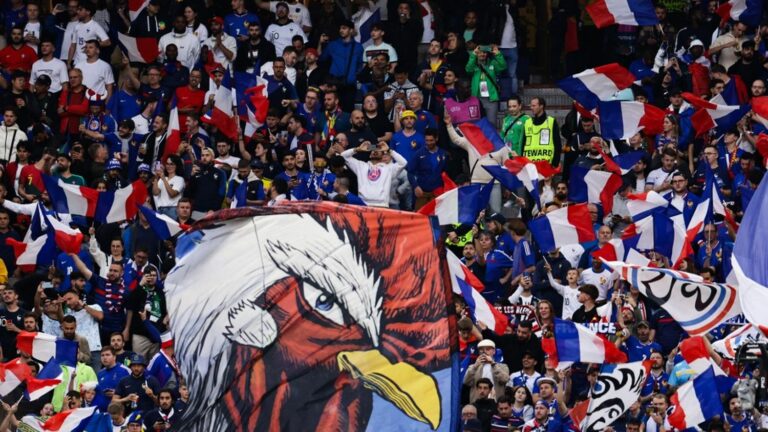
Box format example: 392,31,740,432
117,32,159,64
528,203,596,253
417,181,493,225
682,92,749,137
39,407,97,432
598,101,666,139
668,368,723,430
456,119,506,158
558,64,636,109
568,166,623,213
547,318,628,366
138,206,188,240
717,0,763,26
732,175,768,332
680,336,735,393
202,68,238,140
95,180,148,223
0,360,31,397
446,253,509,335
25,358,63,401
42,175,99,219
586,0,658,28
16,332,79,367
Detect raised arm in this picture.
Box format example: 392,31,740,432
69,252,93,280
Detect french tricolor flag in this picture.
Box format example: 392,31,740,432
680,336,736,393
231,180,248,208
484,157,543,210
6,235,56,273
162,100,182,163
456,118,506,158
44,214,83,255
626,191,669,221
623,211,691,267
598,101,666,140
598,145,646,176
95,180,149,224
16,332,79,366
586,0,658,28
447,253,509,335
417,181,493,225
0,360,31,397
202,68,238,140
528,203,596,253
568,166,623,213
25,358,63,401
717,0,763,27
591,236,640,262
546,318,628,367
41,407,97,432
242,78,270,137
668,368,724,430
558,64,636,109
682,92,749,137
128,0,148,21
138,206,188,240
117,32,159,64
42,175,98,219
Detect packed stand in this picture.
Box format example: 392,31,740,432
0,0,761,431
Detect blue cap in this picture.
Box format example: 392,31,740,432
106,159,122,171
129,353,146,366
126,411,143,424
138,163,151,173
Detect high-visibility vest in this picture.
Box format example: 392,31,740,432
522,116,556,163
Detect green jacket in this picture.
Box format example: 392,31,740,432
501,113,531,156
466,52,507,102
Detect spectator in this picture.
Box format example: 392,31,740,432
466,44,506,122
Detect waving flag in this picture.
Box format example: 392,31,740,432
235,74,269,137
95,180,148,223
40,407,97,432
558,64,636,109
732,175,768,333
586,0,658,28
16,332,79,366
568,166,623,213
117,33,159,64
591,236,640,262
43,214,83,255
447,252,509,335
626,191,669,221
580,361,651,432
608,262,740,335
42,175,98,218
6,235,55,273
456,118,506,157
484,157,542,209
602,151,646,176
717,0,763,26
682,92,749,137
547,318,628,366
0,360,31,396
163,203,457,431
230,180,248,208
598,101,666,139
25,358,63,401
712,324,768,359
202,69,238,140
417,181,493,225
354,5,382,46
529,203,596,253
623,211,690,266
162,100,181,162
147,350,179,388
127,0,148,21
138,206,188,240
680,336,735,393
668,368,723,430
702,165,726,223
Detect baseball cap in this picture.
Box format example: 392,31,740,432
340,19,355,29
485,212,506,225
250,159,266,170
689,39,704,48
129,353,147,366
137,163,151,174
35,74,52,86
210,16,224,26
537,376,557,387
126,411,143,425
211,65,226,75
636,320,650,328
305,48,319,57
400,110,417,120
578,284,599,300
477,339,496,349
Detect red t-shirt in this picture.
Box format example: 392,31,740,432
19,165,44,198
0,45,38,72
175,86,205,134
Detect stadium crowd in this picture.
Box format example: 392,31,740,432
0,0,761,431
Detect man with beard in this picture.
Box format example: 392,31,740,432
185,148,227,218
143,389,180,430
0,25,38,74
345,110,378,149
341,141,407,207
728,39,763,87
478,320,543,373
639,351,669,405
275,151,310,200
234,21,276,76
203,17,237,71
159,15,200,70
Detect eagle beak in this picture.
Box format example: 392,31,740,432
337,350,441,430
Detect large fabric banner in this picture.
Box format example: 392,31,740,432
165,203,457,431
